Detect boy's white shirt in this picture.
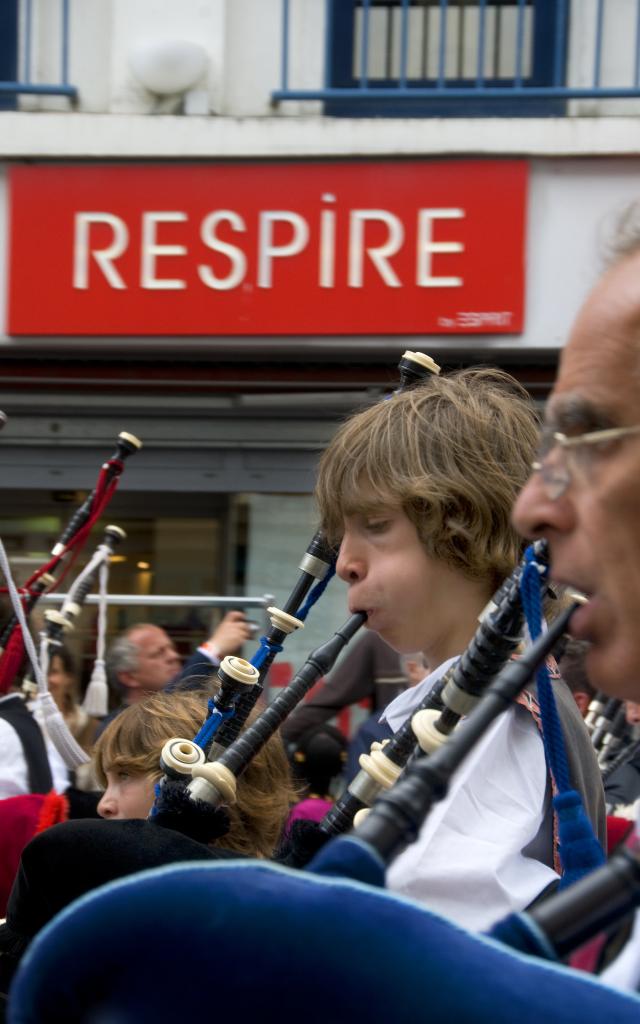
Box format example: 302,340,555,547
380,658,558,932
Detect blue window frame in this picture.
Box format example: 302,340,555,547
0,0,19,110
325,0,568,116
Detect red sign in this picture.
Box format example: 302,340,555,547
8,161,527,336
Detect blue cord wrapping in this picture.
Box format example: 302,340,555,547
519,545,604,887
148,779,162,818
296,561,336,622
191,634,285,754
520,547,570,794
192,696,235,749
250,635,284,671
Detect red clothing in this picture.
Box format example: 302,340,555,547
0,791,68,915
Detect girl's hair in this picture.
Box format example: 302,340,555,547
93,688,298,858
47,645,79,710
315,367,539,590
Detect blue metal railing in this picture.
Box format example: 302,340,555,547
273,0,640,109
0,0,76,99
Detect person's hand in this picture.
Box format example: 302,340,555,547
206,611,253,659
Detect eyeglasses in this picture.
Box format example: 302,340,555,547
531,424,640,500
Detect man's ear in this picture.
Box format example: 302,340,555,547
573,691,591,717
118,671,137,690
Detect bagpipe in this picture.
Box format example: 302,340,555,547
34,523,127,767
591,697,624,755
8,599,640,1024
312,542,545,849
582,679,640,810
491,827,640,961
585,690,640,801
0,431,141,697
318,602,575,869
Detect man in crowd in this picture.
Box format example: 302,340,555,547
513,206,640,988
97,610,252,736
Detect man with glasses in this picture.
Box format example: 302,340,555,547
514,226,640,708
514,210,640,988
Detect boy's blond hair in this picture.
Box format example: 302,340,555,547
316,367,538,590
93,688,298,858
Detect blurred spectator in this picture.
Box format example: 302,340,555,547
557,639,596,718
43,646,99,752
286,724,347,828
96,611,252,738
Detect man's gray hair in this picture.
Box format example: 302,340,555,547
106,634,141,694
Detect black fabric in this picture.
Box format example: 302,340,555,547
604,751,640,809
151,779,231,844
0,695,53,794
275,818,328,868
0,817,240,995
5,818,236,940
165,651,219,693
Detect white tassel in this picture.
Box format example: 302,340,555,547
82,658,108,717
35,691,89,768
82,559,109,718
36,634,89,768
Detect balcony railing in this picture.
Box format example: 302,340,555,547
273,0,640,116
0,0,76,102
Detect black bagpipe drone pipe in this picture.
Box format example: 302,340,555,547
280,540,548,866
313,600,577,872
489,827,640,963
49,432,141,559
0,430,141,694
11,599,640,1024
0,573,55,653
585,690,610,735
41,524,126,647
587,692,640,786
590,696,624,754
595,703,633,768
